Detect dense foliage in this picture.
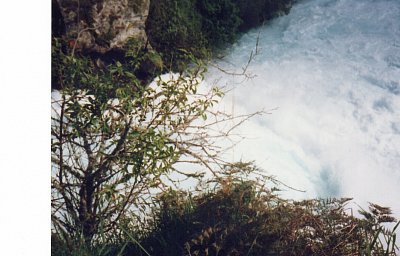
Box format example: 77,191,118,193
146,0,294,67
147,183,399,255
196,0,241,47
235,0,292,31
51,38,236,247
145,0,207,68
53,163,399,255
52,1,399,255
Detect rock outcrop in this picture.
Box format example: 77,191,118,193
53,0,149,53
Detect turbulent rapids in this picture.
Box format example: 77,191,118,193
207,0,400,214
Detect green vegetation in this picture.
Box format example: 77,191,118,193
235,0,292,31
52,1,399,255
51,37,164,90
52,39,230,246
145,0,208,69
142,176,399,255
146,0,294,68
52,163,399,255
196,0,241,47
53,0,294,87
51,51,399,256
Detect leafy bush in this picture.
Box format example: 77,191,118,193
196,0,242,48
51,40,233,246
145,0,294,67
235,0,293,31
145,0,208,68
132,163,399,256
51,2,400,255
51,144,399,256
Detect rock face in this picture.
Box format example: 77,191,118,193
54,0,150,53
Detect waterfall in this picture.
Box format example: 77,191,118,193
206,0,400,215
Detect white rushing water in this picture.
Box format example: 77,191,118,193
206,0,400,215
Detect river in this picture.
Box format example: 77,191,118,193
206,0,400,216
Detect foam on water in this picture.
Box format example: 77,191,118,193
207,0,400,214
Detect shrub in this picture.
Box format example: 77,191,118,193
51,43,232,246
145,0,208,67
196,0,242,48
145,0,295,67
235,0,293,31
136,163,399,255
